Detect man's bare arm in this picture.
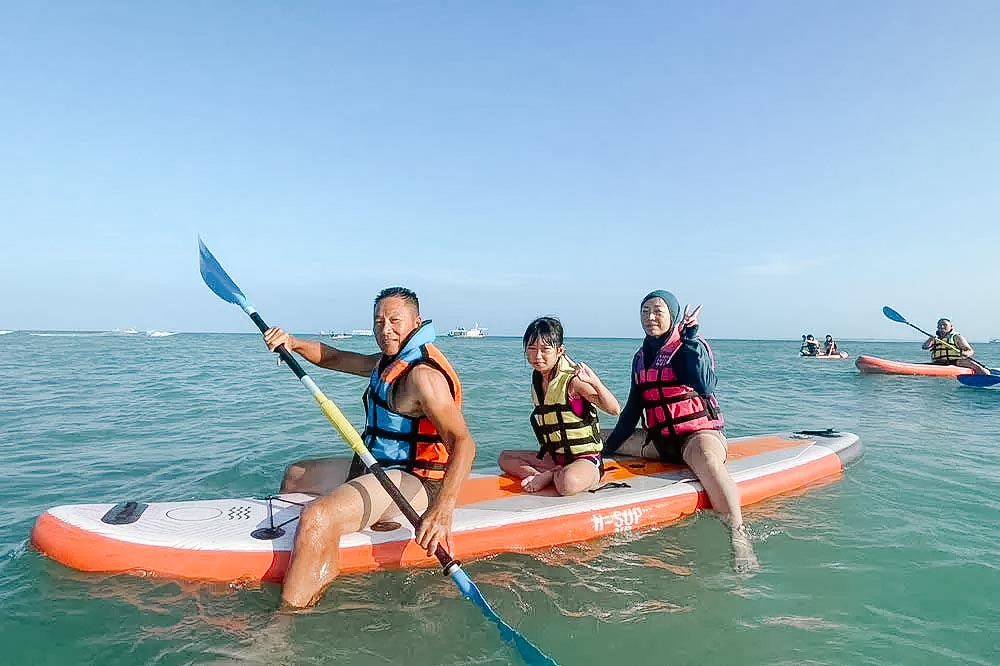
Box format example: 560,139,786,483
401,364,476,555
263,328,379,377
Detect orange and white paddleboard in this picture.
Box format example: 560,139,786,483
32,430,861,583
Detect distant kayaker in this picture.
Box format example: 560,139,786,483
922,318,986,373
824,335,839,356
602,290,759,572
800,334,821,356
261,287,476,609
499,317,620,495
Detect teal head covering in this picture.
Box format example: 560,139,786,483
641,290,680,328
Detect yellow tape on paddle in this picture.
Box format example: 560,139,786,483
314,395,368,455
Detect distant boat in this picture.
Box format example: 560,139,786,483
0,330,12,335
990,338,1000,344
146,330,178,337
114,327,142,335
448,323,488,338
30,331,110,337
351,329,374,337
330,332,353,340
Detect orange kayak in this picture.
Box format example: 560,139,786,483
855,355,974,376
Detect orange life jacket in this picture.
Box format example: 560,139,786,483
363,322,461,480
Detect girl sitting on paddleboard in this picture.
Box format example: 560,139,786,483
498,317,620,495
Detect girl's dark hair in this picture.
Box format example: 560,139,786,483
523,316,564,350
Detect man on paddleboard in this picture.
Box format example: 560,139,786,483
602,290,759,572
922,318,987,374
262,287,476,608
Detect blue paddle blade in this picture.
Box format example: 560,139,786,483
957,374,1000,387
449,567,559,666
198,238,249,310
882,306,907,323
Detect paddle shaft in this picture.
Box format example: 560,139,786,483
903,320,993,373
246,311,456,572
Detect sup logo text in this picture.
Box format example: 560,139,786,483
591,507,643,533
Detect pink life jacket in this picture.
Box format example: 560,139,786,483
632,328,724,444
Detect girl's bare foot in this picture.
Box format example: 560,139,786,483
522,469,555,492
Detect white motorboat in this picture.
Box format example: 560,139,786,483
448,323,487,338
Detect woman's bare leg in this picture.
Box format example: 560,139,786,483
682,431,759,573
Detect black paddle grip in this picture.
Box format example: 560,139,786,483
249,311,308,380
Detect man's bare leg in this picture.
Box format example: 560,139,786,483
955,358,990,375
279,457,353,496
280,469,429,609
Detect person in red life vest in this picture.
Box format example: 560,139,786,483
499,316,620,495
602,290,759,572
262,287,476,609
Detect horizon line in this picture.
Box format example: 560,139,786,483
6,329,995,344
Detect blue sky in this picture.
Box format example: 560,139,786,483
2,3,998,340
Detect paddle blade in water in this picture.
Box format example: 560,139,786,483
198,238,248,309
449,567,559,666
957,374,1000,387
882,306,907,323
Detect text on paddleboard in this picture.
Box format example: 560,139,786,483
591,507,643,533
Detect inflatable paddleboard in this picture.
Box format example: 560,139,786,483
32,430,862,583
855,355,974,376
802,352,849,359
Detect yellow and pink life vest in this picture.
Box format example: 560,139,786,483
529,354,603,463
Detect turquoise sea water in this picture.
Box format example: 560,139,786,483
2,332,997,665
